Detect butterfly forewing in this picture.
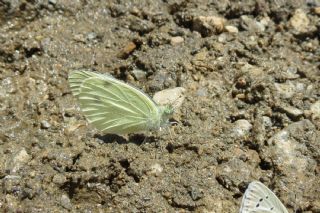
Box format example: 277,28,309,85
240,181,289,213
68,70,162,134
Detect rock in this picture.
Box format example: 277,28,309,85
129,18,155,34
40,120,51,129
225,25,239,34
192,16,226,36
290,9,310,33
279,105,303,120
48,0,56,5
3,175,22,194
274,82,299,99
60,194,72,210
266,120,317,173
284,67,300,80
1,77,17,95
313,7,320,15
153,87,186,109
170,36,184,45
149,163,163,176
52,174,67,186
310,100,320,119
131,69,146,80
231,119,252,137
240,15,265,32
117,41,137,59
6,148,31,174
262,116,272,128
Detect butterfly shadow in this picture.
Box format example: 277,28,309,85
94,133,156,145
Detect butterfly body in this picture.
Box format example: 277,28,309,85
68,70,174,134
240,181,289,213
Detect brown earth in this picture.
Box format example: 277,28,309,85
0,0,319,212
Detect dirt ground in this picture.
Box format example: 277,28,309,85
0,0,319,212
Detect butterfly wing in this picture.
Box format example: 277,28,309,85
240,181,289,213
68,70,161,134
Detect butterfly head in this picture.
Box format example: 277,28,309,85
159,105,174,125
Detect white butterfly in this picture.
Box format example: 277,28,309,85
68,70,174,134
240,181,289,213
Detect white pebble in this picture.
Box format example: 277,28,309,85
153,87,186,109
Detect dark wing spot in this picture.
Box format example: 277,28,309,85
259,198,263,202
256,203,260,207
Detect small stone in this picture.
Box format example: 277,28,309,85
262,116,272,127
7,149,31,173
129,18,155,34
131,69,146,80
117,42,137,59
290,9,310,33
49,0,56,5
153,87,186,109
232,119,252,137
3,175,22,194
149,163,163,176
40,120,51,129
60,194,72,210
266,120,316,173
280,105,303,120
274,82,297,99
284,67,300,79
240,15,265,32
53,174,67,186
193,16,226,36
310,100,320,119
170,36,184,45
225,25,238,33
313,7,320,15
86,32,98,41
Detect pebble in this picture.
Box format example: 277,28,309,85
280,105,303,120
193,16,226,36
310,100,320,119
40,120,51,129
7,148,31,174
1,77,17,95
129,18,155,34
231,119,252,137
170,36,184,45
153,87,186,109
290,9,310,33
240,15,265,32
274,82,298,99
262,116,272,128
3,175,22,194
52,174,67,186
60,194,72,210
117,42,137,59
149,163,163,176
225,25,238,34
131,69,146,80
313,7,320,15
267,120,316,173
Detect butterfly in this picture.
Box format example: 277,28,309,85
240,181,289,213
68,70,174,134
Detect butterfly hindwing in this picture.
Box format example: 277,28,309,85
68,70,161,134
240,181,288,213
